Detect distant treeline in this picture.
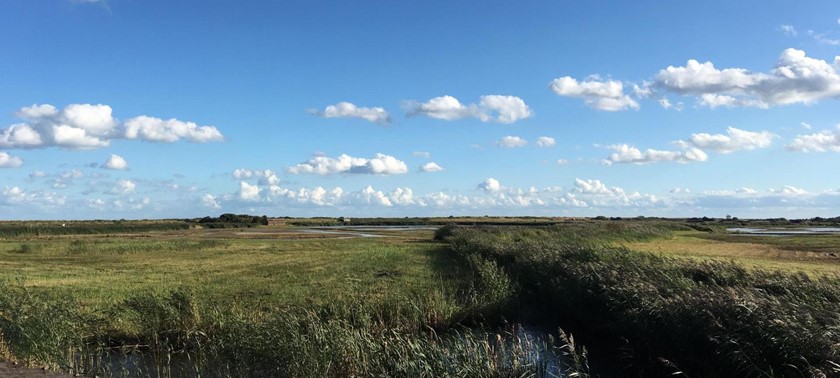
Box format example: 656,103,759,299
194,213,268,228
0,220,191,238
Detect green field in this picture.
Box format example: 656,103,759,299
0,219,838,377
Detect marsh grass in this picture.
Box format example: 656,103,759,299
0,227,589,377
0,284,584,377
445,222,840,376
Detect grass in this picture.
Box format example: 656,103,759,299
0,225,586,377
442,222,840,377
0,230,458,310
626,230,840,277
5,218,836,376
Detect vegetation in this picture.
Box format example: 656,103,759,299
442,222,840,376
0,225,583,377
2,218,838,376
195,213,269,228
0,220,190,238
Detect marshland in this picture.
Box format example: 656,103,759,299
0,216,838,377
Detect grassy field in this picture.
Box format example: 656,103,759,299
626,230,840,277
1,219,838,377
0,225,584,377
0,228,454,308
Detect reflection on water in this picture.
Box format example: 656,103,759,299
727,227,840,235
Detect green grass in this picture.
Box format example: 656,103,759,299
443,222,840,377
0,226,587,377
0,230,458,310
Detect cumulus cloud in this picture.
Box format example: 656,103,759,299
201,194,221,209
536,136,556,148
0,103,224,150
239,181,261,201
123,116,223,143
1,186,65,208
574,178,621,195
405,95,532,123
350,185,393,206
786,125,840,152
419,162,444,172
232,169,280,185
497,136,527,148
309,102,390,124
109,179,136,195
287,153,408,175
389,187,417,206
549,76,639,111
53,169,85,189
269,185,345,206
478,178,501,192
604,144,708,165
0,152,23,168
679,127,775,153
101,154,128,170
655,49,840,107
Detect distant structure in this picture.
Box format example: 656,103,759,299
267,218,287,226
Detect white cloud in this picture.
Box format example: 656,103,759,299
574,178,620,195
405,95,532,123
0,152,23,168
655,49,840,107
770,185,809,195
801,122,812,130
309,102,390,125
549,76,639,111
52,169,85,188
202,194,221,209
809,31,840,46
697,93,768,109
536,136,556,148
101,154,128,170
109,179,136,195
786,125,840,152
232,168,255,179
349,185,393,207
478,95,533,123
497,136,528,148
287,153,408,175
238,181,261,201
1,186,65,208
0,103,225,150
556,159,569,165
680,127,775,153
124,116,224,143
478,178,501,192
604,144,708,165
232,169,280,185
389,187,417,206
419,162,444,172
413,151,431,158
780,24,798,37
28,171,45,180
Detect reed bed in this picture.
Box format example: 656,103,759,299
443,222,840,376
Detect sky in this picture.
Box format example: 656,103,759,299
1,1,840,220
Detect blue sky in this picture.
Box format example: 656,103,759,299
2,1,840,219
